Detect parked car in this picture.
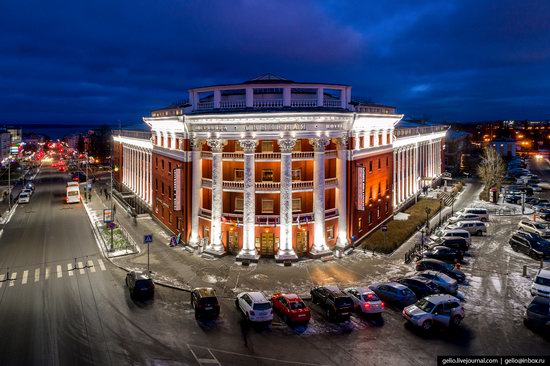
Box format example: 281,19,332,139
368,282,417,307
126,270,155,299
18,192,30,204
518,219,550,238
431,229,471,246
191,287,220,320
462,208,489,222
531,269,550,298
446,220,487,236
525,197,541,206
524,296,550,329
432,237,469,253
423,246,464,263
25,182,35,192
343,287,384,315
448,213,482,224
531,184,543,192
235,292,273,323
415,258,466,283
22,188,33,197
402,294,464,331
505,195,522,204
396,277,440,299
310,285,354,321
509,231,550,260
271,293,311,324
415,271,458,294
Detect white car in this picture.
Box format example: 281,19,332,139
518,220,550,239
531,269,550,298
446,221,487,236
344,287,384,315
18,192,30,204
448,213,482,224
430,229,471,245
415,271,458,294
235,292,273,323
22,188,33,197
402,294,464,331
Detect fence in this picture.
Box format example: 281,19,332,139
404,211,453,264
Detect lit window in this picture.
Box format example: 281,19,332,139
235,197,244,212
262,199,274,213
235,169,244,181
377,206,381,218
327,226,334,240
368,212,372,224
292,140,301,151
292,198,302,212
262,141,273,152
291,169,301,181
262,169,274,181
358,217,363,231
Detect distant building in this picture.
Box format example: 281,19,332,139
64,134,80,149
4,127,22,145
445,129,471,174
0,130,12,161
490,138,516,158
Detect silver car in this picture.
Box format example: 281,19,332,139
403,294,464,331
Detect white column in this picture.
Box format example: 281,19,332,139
396,149,400,204
336,137,349,248
283,87,291,107
137,149,142,199
317,88,324,107
129,147,134,191
276,138,298,259
392,149,397,208
148,152,152,206
405,148,410,199
122,146,127,186
310,137,330,255
189,139,203,245
399,149,405,203
206,139,225,253
238,139,259,259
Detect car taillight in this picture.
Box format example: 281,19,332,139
364,303,371,309
381,302,385,308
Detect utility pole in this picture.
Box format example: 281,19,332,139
7,156,11,211
85,152,89,203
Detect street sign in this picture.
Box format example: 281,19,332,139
144,234,153,244
103,209,113,223
107,222,116,230
381,225,388,232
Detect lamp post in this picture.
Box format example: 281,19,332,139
7,155,11,211
425,207,432,232
439,197,444,226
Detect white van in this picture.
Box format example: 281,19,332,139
18,192,30,204
447,220,487,236
531,269,550,298
463,208,489,222
441,229,472,245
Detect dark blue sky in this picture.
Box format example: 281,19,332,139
1,0,549,126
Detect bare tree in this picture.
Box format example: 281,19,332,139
477,146,506,197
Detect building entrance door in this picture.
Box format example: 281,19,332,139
260,232,275,256
296,231,309,257
227,231,239,254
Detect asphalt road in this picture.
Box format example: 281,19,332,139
0,164,548,366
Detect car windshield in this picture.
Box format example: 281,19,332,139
335,297,353,307
362,293,380,302
535,276,550,287
534,223,547,230
400,289,414,297
20,194,29,198
199,297,218,306
442,262,454,271
415,298,436,312
289,301,306,310
135,279,153,288
253,302,271,311
528,302,549,315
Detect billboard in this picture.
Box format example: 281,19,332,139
357,166,365,211
173,168,182,211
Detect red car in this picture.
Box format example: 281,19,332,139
271,293,311,324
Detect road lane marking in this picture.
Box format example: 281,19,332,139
78,262,85,275
67,263,74,276
98,259,106,271
0,274,5,288
187,345,222,366
22,270,28,285
35,268,40,282
87,260,96,273
45,267,50,280
9,272,17,287
57,265,62,278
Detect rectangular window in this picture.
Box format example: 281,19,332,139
235,169,244,181
161,182,165,195
387,133,391,144
262,169,274,181
385,200,389,212
377,206,381,218
169,211,173,223
369,161,373,172
168,162,172,174
386,156,389,166
292,198,302,212
235,141,243,152
291,169,301,181
161,159,165,170
261,199,274,213
378,134,383,145
235,197,244,212
368,211,372,224
292,140,301,151
155,157,158,168
369,186,373,199
369,135,374,147
360,136,365,149
378,182,381,197
175,138,180,150
177,217,182,230
358,217,362,231
378,159,381,169
155,179,158,190
327,226,334,240
261,141,273,152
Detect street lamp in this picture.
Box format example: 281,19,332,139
425,207,432,232
439,197,444,226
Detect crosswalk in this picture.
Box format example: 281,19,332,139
0,258,107,289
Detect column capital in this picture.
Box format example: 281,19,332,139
309,137,330,152
190,138,204,151
238,139,258,154
278,138,296,153
335,135,349,149
207,139,226,153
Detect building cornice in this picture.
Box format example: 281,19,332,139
113,135,153,150
153,146,192,162
351,145,393,160
393,130,447,148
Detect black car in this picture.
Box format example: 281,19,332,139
126,270,155,298
191,287,220,320
397,277,440,299
525,197,540,206
509,231,550,260
423,246,463,263
432,237,469,253
310,285,354,321
524,296,550,330
416,259,466,283
505,195,522,204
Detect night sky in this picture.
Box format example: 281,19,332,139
1,0,549,126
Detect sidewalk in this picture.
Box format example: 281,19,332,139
84,181,484,299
